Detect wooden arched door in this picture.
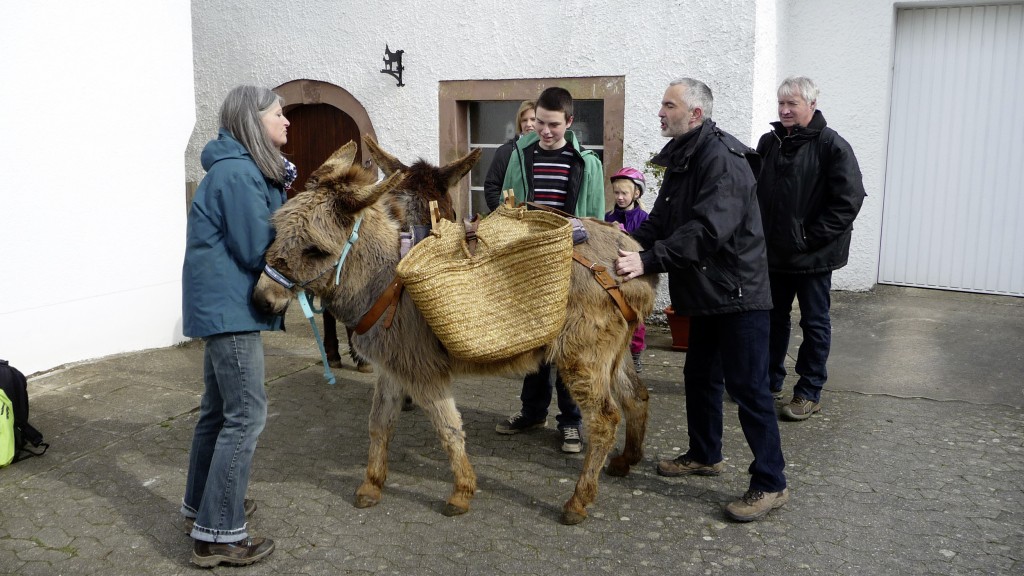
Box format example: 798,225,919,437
280,103,362,199
278,102,364,364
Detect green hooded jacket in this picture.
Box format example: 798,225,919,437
500,130,605,218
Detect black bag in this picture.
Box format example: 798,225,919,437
0,359,48,465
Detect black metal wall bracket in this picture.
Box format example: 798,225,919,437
381,44,404,87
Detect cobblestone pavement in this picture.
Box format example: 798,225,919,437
2,286,1021,575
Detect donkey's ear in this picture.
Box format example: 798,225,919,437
372,170,405,200
363,135,408,176
326,141,358,169
439,148,482,189
331,170,403,215
307,141,359,186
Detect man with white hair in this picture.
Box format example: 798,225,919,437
616,78,788,522
755,77,866,421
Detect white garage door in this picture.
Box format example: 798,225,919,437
879,4,1024,296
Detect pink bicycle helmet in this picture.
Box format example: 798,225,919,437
610,167,646,196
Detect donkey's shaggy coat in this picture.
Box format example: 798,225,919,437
253,138,656,524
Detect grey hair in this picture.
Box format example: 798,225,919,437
219,85,286,183
777,76,819,105
669,78,714,119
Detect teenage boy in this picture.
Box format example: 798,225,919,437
495,86,605,453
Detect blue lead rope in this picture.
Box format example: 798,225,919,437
297,291,336,385
334,216,362,286
265,214,364,387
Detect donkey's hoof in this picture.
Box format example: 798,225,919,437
560,509,588,525
605,459,631,477
354,489,381,509
442,502,469,517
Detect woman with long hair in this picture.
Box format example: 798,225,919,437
180,85,295,567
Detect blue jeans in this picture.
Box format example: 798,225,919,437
683,310,786,492
768,271,832,403
520,363,582,429
181,332,267,543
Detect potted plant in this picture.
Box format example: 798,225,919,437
664,306,689,351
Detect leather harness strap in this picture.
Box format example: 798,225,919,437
572,251,637,323
356,197,636,334
523,200,638,323
526,201,574,218
463,216,481,256
353,276,404,335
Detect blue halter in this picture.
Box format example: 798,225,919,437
264,215,364,385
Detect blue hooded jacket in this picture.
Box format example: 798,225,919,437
182,130,286,338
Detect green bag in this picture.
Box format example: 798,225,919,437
0,389,14,467
0,359,47,467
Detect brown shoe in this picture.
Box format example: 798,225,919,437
656,455,724,477
191,536,275,567
183,498,257,535
725,488,789,522
780,396,821,421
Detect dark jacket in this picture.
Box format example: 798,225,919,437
631,120,772,316
182,130,286,338
484,136,518,211
755,110,865,274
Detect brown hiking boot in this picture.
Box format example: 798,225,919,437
725,488,789,522
656,455,724,477
781,396,821,421
183,498,257,535
191,536,275,567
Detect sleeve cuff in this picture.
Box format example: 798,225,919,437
639,250,664,275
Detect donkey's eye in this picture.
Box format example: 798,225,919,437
302,246,331,260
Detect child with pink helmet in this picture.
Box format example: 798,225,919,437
605,167,649,372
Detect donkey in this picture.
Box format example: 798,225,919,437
253,137,657,525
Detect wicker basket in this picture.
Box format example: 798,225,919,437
396,203,573,362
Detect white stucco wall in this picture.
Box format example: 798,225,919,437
773,0,891,290
0,0,1008,374
751,0,780,141
186,0,761,184
776,0,1008,291
0,2,194,376
187,0,762,315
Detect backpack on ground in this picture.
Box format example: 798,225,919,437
0,359,48,467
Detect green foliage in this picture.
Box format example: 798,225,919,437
644,152,666,191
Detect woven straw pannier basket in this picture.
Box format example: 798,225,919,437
396,202,574,362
